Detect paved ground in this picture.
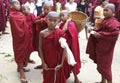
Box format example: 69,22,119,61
0,21,120,83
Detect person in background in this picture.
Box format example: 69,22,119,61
65,0,77,12
86,3,120,83
34,0,43,16
94,0,108,28
22,5,36,64
56,0,61,14
34,1,53,69
24,0,37,16
77,0,88,39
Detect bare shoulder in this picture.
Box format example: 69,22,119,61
40,29,48,37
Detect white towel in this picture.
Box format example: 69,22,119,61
59,37,76,66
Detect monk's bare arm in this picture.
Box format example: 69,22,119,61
38,31,45,64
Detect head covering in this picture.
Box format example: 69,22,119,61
105,3,115,12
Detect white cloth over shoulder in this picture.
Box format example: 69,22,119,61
59,37,76,66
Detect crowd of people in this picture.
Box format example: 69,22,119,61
0,0,120,83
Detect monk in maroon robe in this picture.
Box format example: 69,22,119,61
59,10,81,83
0,0,6,34
86,3,120,83
39,11,67,83
34,1,52,51
9,1,30,83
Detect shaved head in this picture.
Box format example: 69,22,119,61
43,1,53,7
60,10,69,16
47,11,60,18
105,3,115,12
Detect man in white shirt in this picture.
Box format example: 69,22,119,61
65,0,77,12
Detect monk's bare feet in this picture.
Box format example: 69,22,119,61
20,78,28,83
28,59,35,64
74,78,82,83
19,69,28,83
34,65,42,69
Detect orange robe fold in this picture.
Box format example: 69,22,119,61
9,9,31,66
86,17,120,80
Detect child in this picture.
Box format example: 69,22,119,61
86,3,120,83
38,11,66,83
22,5,36,63
59,10,81,83
9,0,31,83
94,0,108,28
33,1,53,69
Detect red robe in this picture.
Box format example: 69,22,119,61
42,29,66,83
59,0,66,10
59,21,81,75
25,13,36,52
86,17,120,80
9,9,31,67
18,0,27,5
34,13,48,51
0,0,6,32
109,0,120,21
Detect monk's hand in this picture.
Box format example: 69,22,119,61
55,64,63,71
42,63,48,70
93,32,102,38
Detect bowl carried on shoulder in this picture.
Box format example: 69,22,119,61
69,11,88,33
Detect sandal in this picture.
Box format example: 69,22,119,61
28,59,35,64
34,65,42,69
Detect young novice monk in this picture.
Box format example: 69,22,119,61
22,5,36,64
9,0,31,83
86,3,120,83
38,11,67,83
34,1,53,69
59,10,81,83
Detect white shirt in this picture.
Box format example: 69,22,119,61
35,0,43,7
65,2,77,12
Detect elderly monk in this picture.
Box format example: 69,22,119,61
86,3,120,83
9,1,31,83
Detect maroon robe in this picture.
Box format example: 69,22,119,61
86,17,120,80
109,0,120,21
42,29,66,83
9,9,31,67
0,0,6,32
59,0,66,10
18,0,27,5
25,13,36,52
59,21,81,75
34,13,48,51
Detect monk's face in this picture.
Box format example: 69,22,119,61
60,13,69,22
103,7,114,18
43,5,52,14
12,2,21,11
22,7,30,15
46,16,59,30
